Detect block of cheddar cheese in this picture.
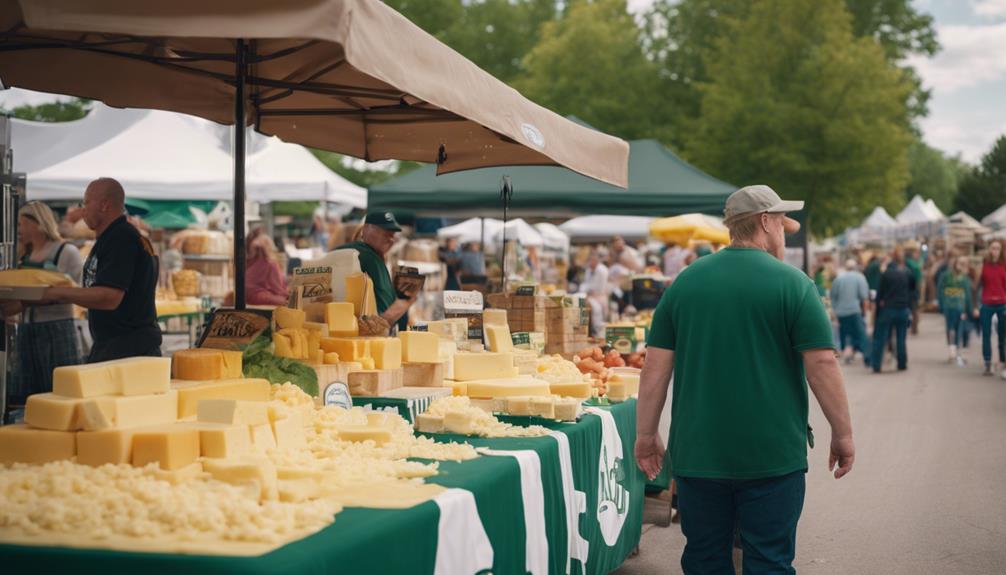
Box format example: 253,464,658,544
368,337,402,370
0,424,75,464
453,352,516,382
53,357,171,398
171,378,271,419
132,426,201,470
398,331,439,363
464,376,551,399
186,422,252,459
326,302,359,337
320,337,369,362
25,393,106,431
274,307,306,330
549,381,593,399
335,425,393,446
173,348,243,380
197,399,269,426
484,323,514,354
76,427,138,466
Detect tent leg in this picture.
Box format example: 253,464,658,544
234,39,247,310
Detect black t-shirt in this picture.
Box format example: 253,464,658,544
82,216,162,360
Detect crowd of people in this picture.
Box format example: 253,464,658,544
821,238,1006,377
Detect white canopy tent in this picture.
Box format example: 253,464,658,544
982,204,1006,229
558,215,655,243
896,195,944,225
436,217,504,245
533,222,571,253
493,218,544,248
11,101,366,206
862,206,897,228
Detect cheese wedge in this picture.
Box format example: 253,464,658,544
485,323,514,353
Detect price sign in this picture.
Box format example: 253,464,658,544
197,309,272,350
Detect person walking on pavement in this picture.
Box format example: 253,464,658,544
872,248,915,372
978,239,1006,377
635,185,855,575
904,241,924,336
831,258,871,367
937,256,974,366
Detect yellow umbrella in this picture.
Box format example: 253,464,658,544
650,213,730,246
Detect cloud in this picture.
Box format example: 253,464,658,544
974,0,1006,17
907,21,1006,93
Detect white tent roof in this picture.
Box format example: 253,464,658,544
436,217,503,245
896,195,945,225
533,222,570,252
0,87,74,110
11,101,366,206
862,206,897,228
982,204,1006,228
948,211,990,233
493,218,544,248
559,215,655,242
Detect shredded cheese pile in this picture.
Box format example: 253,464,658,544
534,355,591,384
426,396,551,438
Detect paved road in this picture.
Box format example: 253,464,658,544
616,314,1006,574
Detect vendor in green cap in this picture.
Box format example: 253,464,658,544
336,212,418,335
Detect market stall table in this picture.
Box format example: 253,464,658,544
0,400,643,575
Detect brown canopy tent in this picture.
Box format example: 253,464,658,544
0,0,628,307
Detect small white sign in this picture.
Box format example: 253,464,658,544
521,123,546,149
323,381,352,409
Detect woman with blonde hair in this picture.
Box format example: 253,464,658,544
245,227,289,306
7,201,85,406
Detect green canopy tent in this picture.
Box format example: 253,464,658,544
369,130,735,218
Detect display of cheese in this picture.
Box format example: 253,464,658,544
76,427,139,466
320,337,369,362
453,351,516,381
422,396,550,438
132,426,201,470
0,424,76,464
399,331,439,363
549,381,593,399
427,319,467,342
171,378,272,419
464,376,552,399
303,321,330,337
369,337,403,370
529,397,556,419
326,302,359,337
198,399,269,426
484,323,514,353
323,352,341,365
0,268,75,287
274,307,306,330
53,357,171,397
173,348,243,380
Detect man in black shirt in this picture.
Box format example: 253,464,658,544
871,247,916,373
43,178,161,362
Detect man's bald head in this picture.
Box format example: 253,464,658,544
82,177,126,234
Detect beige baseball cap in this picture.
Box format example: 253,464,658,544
723,185,803,233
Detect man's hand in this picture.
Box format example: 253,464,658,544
829,435,855,479
634,433,665,480
359,315,391,336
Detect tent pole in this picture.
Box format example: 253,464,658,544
234,39,247,310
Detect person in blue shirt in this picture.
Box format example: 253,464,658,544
830,258,871,367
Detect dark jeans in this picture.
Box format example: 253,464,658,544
872,307,910,371
676,470,806,575
980,304,1006,364
943,309,966,347
837,313,870,364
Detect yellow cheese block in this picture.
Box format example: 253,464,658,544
530,396,556,419
0,268,75,287
172,348,243,380
250,422,278,452
274,307,305,330
203,457,278,501
310,348,325,364
326,302,359,335
307,329,321,353
485,323,514,353
320,337,369,362
97,390,179,430
335,425,394,446
414,413,445,433
482,309,508,327
132,426,201,470
448,380,466,396
273,333,294,358
554,398,581,422
277,328,307,359
30,393,176,432
323,352,341,364
443,411,474,435
197,399,269,426
427,319,467,341
76,427,138,466
344,272,368,316
505,396,533,416
25,393,99,431
359,356,376,370
453,352,515,382
369,337,403,370
0,424,75,464
549,381,593,399
192,423,252,459
464,376,551,399
152,461,205,485
303,321,330,337
52,356,171,398
399,331,439,363
439,341,457,379
272,416,307,450
79,398,115,430
171,378,271,419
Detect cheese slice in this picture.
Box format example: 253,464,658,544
172,349,244,381
0,424,75,464
369,337,403,370
414,413,445,433
326,302,359,336
453,352,515,382
482,309,508,327
274,307,306,330
484,323,514,353
132,426,201,470
344,272,369,316
465,376,551,399
399,331,439,363
203,457,278,502
171,378,272,419
439,340,457,380
197,399,269,426
549,381,593,399
336,425,393,445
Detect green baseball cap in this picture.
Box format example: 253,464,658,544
364,211,402,232
723,185,804,224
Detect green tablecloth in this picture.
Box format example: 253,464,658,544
0,401,644,575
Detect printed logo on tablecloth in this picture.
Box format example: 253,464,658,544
586,408,630,546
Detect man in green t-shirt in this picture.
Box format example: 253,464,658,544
336,212,418,335
635,185,855,574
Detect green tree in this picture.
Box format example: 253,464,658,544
955,136,1006,220
310,149,421,188
684,0,913,234
905,140,961,213
515,0,668,140
9,99,90,122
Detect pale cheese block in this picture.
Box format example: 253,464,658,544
250,422,278,452
320,337,370,362
469,398,505,413
310,348,325,364
453,352,515,382
25,393,103,431
79,398,115,431
52,363,116,398
152,461,205,485
172,349,243,380
365,411,392,427
438,340,457,380
326,302,359,336
0,424,75,464
484,323,514,353
92,390,179,430
132,426,200,471
398,331,439,363
344,272,369,316
274,307,306,330
427,319,466,342
482,309,508,327
414,413,445,434
549,381,593,399
110,357,173,395
359,356,376,370
529,396,556,419
171,378,271,419
76,427,139,466
554,398,582,422
303,321,330,337
197,399,269,426
336,425,394,445
202,456,278,501
277,328,307,359
272,416,308,450
443,411,474,435
465,376,551,399
323,352,341,365
369,337,403,370
609,373,640,396
192,423,252,459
